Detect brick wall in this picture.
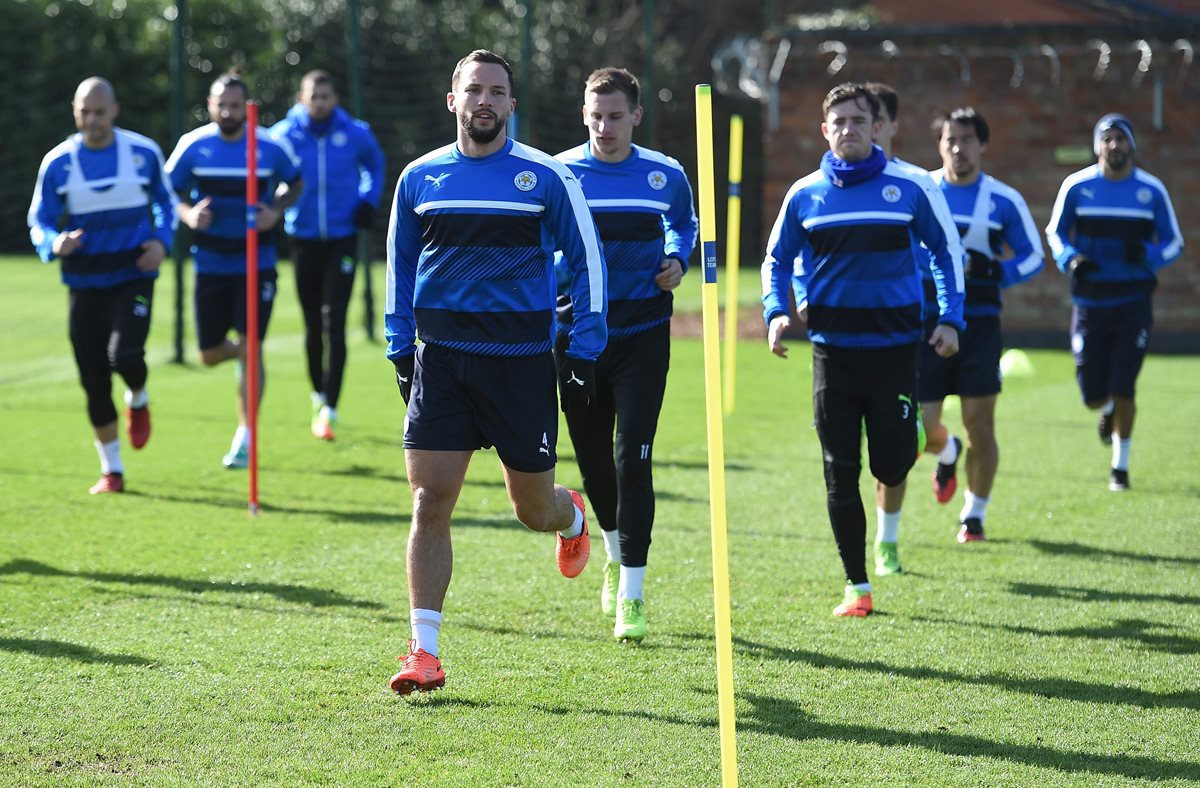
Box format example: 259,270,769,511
761,31,1199,350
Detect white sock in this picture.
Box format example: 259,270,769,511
960,491,989,523
876,507,900,544
320,405,337,421
559,496,584,539
96,438,123,475
410,608,442,657
311,391,325,408
1100,399,1115,415
125,388,148,409
852,581,872,594
937,436,960,464
618,565,645,601
1113,438,1131,471
231,425,249,452
602,528,621,563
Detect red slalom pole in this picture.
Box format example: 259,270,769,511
245,101,260,516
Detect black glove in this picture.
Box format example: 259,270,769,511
1124,239,1147,267
1068,255,1099,279
393,354,415,405
967,252,1003,283
353,202,376,229
557,357,596,413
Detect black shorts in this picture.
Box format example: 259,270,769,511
813,342,919,487
404,344,559,473
918,314,1003,401
1071,299,1153,402
194,269,278,350
68,277,155,375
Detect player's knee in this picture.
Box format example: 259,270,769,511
199,348,224,367
614,436,653,489
824,460,860,504
871,454,913,488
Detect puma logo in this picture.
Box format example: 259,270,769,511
424,172,450,188
568,371,584,386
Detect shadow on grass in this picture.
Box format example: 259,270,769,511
734,692,1200,782
714,634,1200,711
124,489,405,526
1026,539,1200,566
933,615,1200,656
1009,581,1200,606
462,692,1200,781
0,637,153,666
656,458,754,472
0,559,383,609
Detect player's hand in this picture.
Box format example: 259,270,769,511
53,228,85,257
186,196,214,230
1068,255,1098,278
393,354,415,405
655,257,683,292
557,357,596,413
136,239,167,272
929,324,960,358
256,203,281,231
353,202,376,229
768,314,791,358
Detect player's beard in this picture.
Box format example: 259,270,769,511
1103,150,1129,170
217,116,244,136
460,109,506,144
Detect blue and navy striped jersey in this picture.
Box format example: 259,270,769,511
1046,164,1183,308
165,123,302,275
930,169,1043,318
28,128,176,290
270,105,386,241
554,143,697,340
386,138,606,361
762,160,966,349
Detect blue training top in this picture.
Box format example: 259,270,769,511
28,128,176,290
386,138,607,361
554,143,698,341
270,105,386,241
165,123,302,275
929,169,1044,319
762,158,966,348
1046,164,1183,308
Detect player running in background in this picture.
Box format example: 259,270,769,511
385,50,606,694
921,107,1044,541
853,82,963,575
165,71,303,469
763,82,964,617
270,70,385,441
28,77,176,494
1046,113,1183,492
554,67,697,642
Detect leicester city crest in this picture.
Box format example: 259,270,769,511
881,184,902,203
514,170,538,191
1136,187,1153,204
647,170,668,190
332,131,348,147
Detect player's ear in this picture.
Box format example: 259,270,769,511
446,92,456,113
631,105,644,127
580,104,588,127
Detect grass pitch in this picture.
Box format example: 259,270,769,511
1,255,1198,786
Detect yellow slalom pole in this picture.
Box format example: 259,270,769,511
695,84,738,788
722,115,744,416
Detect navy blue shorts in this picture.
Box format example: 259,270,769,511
404,344,559,473
1071,299,1153,402
194,269,277,350
918,314,1003,401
